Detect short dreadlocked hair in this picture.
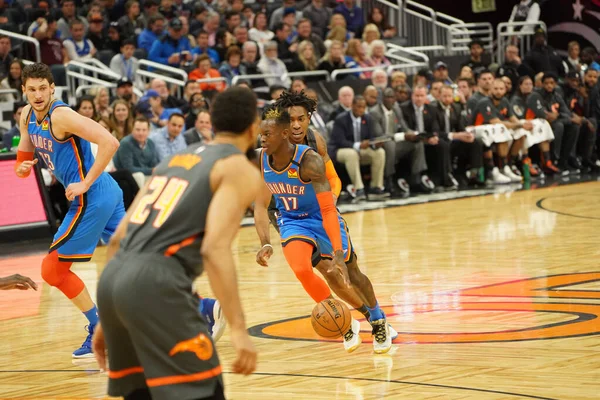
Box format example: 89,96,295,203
261,103,291,126
275,90,317,116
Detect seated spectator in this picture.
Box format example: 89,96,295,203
524,26,566,77
258,41,291,88
86,12,111,52
497,44,535,90
328,95,387,200
225,10,242,33
413,69,431,88
149,17,193,68
2,102,25,152
138,15,165,54
109,99,134,140
395,84,411,105
33,16,68,66
361,23,380,52
508,0,540,34
345,38,374,78
115,78,138,108
241,41,261,74
183,109,213,145
151,77,187,109
581,47,600,71
75,95,97,120
57,0,89,40
288,40,319,75
273,22,297,62
242,5,256,28
461,40,489,77
179,16,197,48
269,0,303,31
192,31,220,65
113,117,160,176
302,0,331,38
368,7,396,38
188,54,226,92
117,0,143,39
107,22,124,54
428,81,443,103
324,25,349,49
63,20,96,61
269,85,286,101
213,28,235,63
150,113,187,161
184,92,209,128
233,25,252,49
249,12,274,52
334,0,364,37
0,34,13,80
0,59,23,102
292,19,326,59
363,85,379,108
202,12,220,47
317,40,358,77
369,40,390,68
91,86,112,120
138,0,161,31
189,4,208,37
218,45,247,85
458,65,474,81
110,39,139,83
390,71,407,88
146,89,182,129
329,85,354,121
433,62,453,85
566,41,581,73
371,69,389,92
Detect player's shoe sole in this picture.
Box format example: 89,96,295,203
211,300,226,343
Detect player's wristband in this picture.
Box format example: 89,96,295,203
15,150,34,178
261,244,273,250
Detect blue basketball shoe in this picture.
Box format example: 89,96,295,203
72,324,95,358
199,298,226,342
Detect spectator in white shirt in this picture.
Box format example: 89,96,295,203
63,20,96,61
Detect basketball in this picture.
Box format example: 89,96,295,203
311,299,352,338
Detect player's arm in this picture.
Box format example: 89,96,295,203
50,107,119,198
202,155,259,375
314,130,342,200
15,105,38,178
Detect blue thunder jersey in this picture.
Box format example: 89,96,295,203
27,99,97,188
261,144,319,219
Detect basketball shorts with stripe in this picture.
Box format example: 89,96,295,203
97,252,223,400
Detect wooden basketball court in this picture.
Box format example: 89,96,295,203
1,181,599,399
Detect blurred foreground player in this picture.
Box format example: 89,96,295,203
93,87,260,400
0,274,38,290
16,63,124,358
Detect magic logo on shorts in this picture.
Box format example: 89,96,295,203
170,333,213,360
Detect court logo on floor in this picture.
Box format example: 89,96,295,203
248,272,600,344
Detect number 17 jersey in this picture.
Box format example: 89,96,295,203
261,145,319,220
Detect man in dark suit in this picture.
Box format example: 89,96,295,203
400,85,455,189
329,96,388,201
183,110,213,145
435,85,484,186
328,86,354,122
370,88,430,196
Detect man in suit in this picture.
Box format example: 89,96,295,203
435,85,484,186
329,96,388,201
183,110,213,145
329,86,354,122
370,88,430,196
401,85,455,189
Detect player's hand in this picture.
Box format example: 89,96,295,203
65,181,90,201
92,323,107,372
256,244,273,267
329,250,351,288
522,121,534,131
15,159,38,177
0,274,38,290
455,132,475,143
230,328,257,375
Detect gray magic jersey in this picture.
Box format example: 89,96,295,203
120,143,241,278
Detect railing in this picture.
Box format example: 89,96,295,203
402,0,437,48
363,0,403,42
75,84,144,99
286,70,331,82
497,21,547,65
65,61,122,104
449,22,494,61
0,29,41,63
137,60,187,97
231,73,279,87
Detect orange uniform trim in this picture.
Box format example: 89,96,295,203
108,366,144,379
146,365,222,387
474,113,485,126
15,151,35,177
49,194,85,249
164,234,199,257
325,160,341,198
525,109,536,120
316,191,342,252
69,137,86,181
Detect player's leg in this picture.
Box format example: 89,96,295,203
282,240,331,302
97,257,149,399
116,255,223,400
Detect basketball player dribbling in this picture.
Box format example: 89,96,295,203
16,63,125,358
92,87,260,400
254,104,394,354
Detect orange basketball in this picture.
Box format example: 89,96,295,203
311,299,352,338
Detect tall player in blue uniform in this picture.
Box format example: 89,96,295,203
15,63,125,358
255,105,393,354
